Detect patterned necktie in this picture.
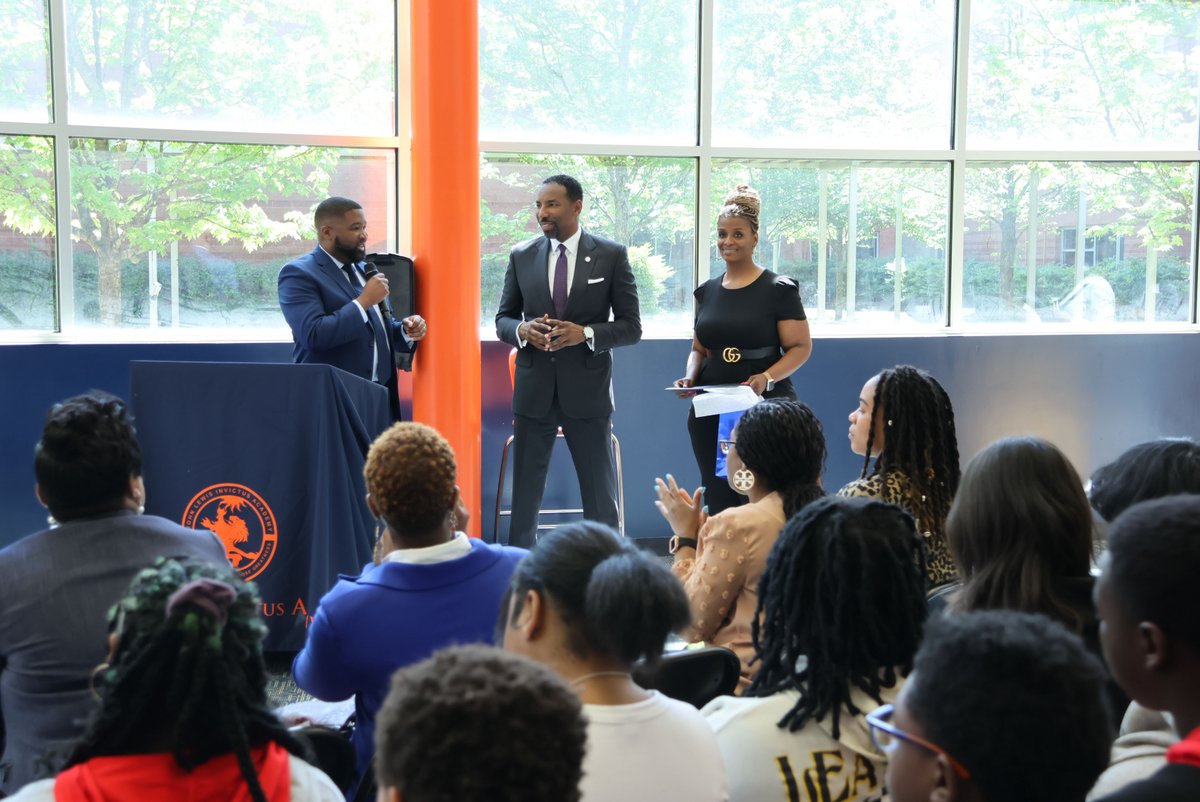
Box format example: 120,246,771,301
553,243,568,319
341,260,359,288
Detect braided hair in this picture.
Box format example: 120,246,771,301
745,497,927,738
718,184,761,235
859,365,960,540
64,557,308,802
735,398,826,517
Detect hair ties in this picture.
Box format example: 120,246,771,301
166,578,237,625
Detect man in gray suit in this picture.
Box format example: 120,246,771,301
0,392,227,794
496,175,641,548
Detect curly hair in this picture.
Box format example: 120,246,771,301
375,645,586,802
735,398,826,518
65,557,308,802
746,497,927,738
34,390,143,521
946,436,1094,632
1089,438,1200,522
506,521,690,667
905,611,1111,802
364,422,457,536
718,184,761,235
859,365,959,542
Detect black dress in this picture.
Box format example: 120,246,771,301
686,269,807,513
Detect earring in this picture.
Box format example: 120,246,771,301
46,514,58,528
449,513,458,529
89,662,110,702
732,469,755,493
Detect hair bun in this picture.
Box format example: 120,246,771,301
722,184,761,217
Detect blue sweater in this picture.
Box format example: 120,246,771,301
292,539,527,788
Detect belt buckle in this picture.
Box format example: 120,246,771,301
722,347,741,364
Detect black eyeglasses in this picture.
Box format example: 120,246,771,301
865,704,971,780
718,439,735,455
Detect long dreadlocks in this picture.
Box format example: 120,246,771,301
745,496,928,738
859,365,960,541
64,557,308,802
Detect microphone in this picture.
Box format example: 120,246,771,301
363,262,392,323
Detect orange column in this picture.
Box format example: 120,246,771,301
410,0,482,536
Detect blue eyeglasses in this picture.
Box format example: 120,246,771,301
865,704,971,780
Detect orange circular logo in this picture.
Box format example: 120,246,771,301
182,484,278,581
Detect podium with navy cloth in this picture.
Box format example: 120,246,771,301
130,361,391,650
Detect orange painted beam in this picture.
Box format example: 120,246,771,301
410,0,482,536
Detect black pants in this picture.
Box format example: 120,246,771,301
508,399,618,549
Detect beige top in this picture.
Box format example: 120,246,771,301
672,492,786,690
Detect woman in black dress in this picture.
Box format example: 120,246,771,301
673,185,813,514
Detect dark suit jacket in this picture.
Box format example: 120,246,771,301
0,512,227,793
278,246,415,395
495,231,641,419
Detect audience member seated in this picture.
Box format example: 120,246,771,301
656,399,825,688
1092,495,1200,802
293,422,526,797
0,391,227,795
374,645,587,802
943,436,1125,718
501,521,728,802
703,496,928,802
1089,438,1200,525
7,557,341,802
1086,439,1200,798
871,610,1111,802
838,365,960,588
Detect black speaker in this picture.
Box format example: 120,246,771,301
365,252,415,318
365,253,416,372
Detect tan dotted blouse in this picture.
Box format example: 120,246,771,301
671,492,786,690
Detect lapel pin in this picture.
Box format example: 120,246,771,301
585,256,592,262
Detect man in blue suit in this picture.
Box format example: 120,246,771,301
278,197,426,420
495,175,641,547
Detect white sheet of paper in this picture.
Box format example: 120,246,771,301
691,385,760,417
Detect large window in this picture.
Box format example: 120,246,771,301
0,0,398,339
481,0,1200,334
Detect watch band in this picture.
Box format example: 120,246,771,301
669,536,698,554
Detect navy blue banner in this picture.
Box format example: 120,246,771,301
131,361,391,650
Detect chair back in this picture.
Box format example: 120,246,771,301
632,646,741,709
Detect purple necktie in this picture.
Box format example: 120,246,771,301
553,243,568,319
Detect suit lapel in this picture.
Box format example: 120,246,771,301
565,231,596,319
314,247,359,304
523,237,556,317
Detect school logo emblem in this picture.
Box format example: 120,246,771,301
182,484,278,580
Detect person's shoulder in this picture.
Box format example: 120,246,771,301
701,692,784,733
581,230,626,253
3,777,56,801
1095,764,1200,802
282,246,323,272
287,753,346,802
472,539,529,563
764,271,800,292
510,235,544,256
837,474,885,499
